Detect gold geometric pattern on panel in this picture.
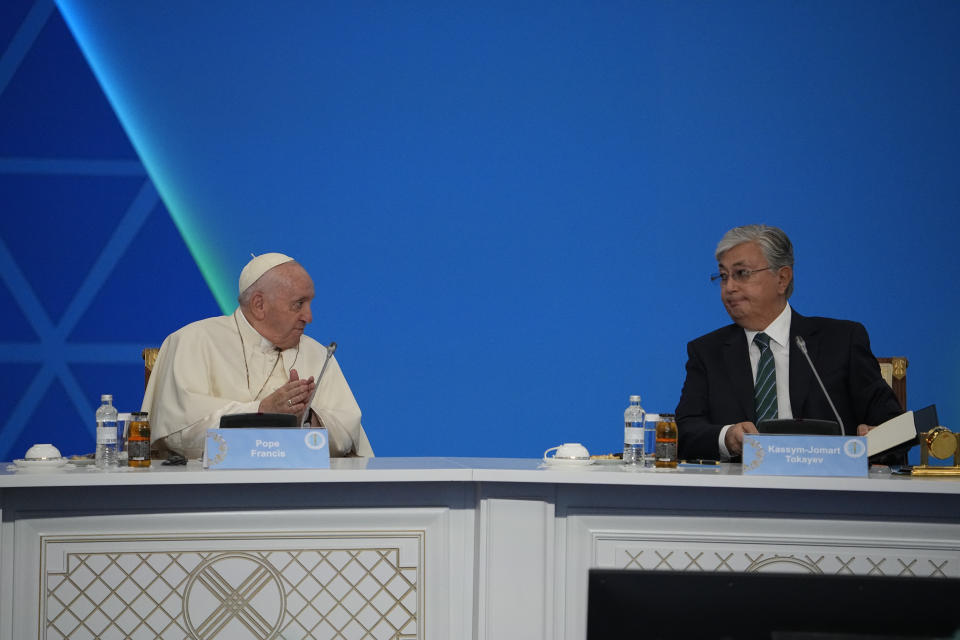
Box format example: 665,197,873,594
45,547,419,640
182,553,286,639
616,548,956,578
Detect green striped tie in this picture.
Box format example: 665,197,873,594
754,332,778,422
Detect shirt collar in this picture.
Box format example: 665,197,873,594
745,303,792,349
234,308,280,354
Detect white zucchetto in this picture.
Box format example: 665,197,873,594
238,252,295,294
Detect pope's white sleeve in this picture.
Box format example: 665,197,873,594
310,355,370,456
142,331,259,458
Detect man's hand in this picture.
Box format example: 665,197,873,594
258,369,315,416
856,424,875,436
725,421,759,456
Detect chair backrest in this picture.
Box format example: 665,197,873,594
141,347,176,460
142,348,160,390
877,357,907,409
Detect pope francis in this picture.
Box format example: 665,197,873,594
141,253,373,459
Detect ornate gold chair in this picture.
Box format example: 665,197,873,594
141,347,176,460
877,357,907,410
142,347,160,390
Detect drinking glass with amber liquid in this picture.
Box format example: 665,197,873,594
655,413,678,468
127,411,151,468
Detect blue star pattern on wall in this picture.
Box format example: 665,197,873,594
0,0,217,460
4,0,959,463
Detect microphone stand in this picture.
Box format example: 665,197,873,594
302,341,337,427
316,341,337,387
794,336,845,434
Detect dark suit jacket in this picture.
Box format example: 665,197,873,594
675,309,903,460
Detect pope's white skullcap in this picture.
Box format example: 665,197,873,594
238,252,295,294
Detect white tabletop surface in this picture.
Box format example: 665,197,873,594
1,456,958,494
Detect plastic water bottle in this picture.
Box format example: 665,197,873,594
623,395,645,465
95,394,119,469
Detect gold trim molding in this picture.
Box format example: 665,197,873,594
41,531,424,640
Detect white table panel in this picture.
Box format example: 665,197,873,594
1,457,957,640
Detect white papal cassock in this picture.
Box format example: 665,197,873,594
142,308,372,459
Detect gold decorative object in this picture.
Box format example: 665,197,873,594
143,347,160,389
912,426,960,476
142,347,159,371
891,357,907,380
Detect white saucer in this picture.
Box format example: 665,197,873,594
542,457,594,467
11,458,72,471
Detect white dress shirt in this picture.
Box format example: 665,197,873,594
718,303,794,459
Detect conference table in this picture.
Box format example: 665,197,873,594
1,457,958,640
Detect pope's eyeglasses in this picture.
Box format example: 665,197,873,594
710,266,772,285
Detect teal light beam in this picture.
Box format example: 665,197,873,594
54,0,236,314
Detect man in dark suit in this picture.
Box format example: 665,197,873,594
675,225,902,460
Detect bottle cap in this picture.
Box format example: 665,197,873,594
101,394,113,402
629,394,642,402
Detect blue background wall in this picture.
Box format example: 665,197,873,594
1,0,957,462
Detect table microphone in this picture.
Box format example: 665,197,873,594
318,342,337,383
301,342,337,426
794,336,845,434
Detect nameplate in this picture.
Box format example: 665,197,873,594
742,434,867,477
203,428,330,469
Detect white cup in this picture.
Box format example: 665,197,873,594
24,443,62,461
543,442,590,461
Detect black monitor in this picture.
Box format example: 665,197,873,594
587,569,960,639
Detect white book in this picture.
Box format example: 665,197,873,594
866,411,917,457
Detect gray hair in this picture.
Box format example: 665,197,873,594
238,286,255,308
715,225,794,298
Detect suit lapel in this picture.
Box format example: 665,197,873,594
789,310,816,416
722,327,755,422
